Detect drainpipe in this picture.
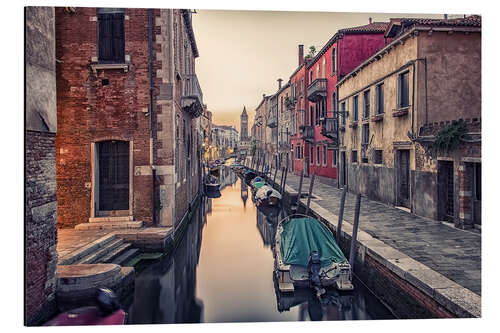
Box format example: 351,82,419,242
148,9,156,224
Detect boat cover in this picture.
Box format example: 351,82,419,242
254,181,267,189
281,217,346,267
256,186,282,200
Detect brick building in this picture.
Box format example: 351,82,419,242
337,15,481,229
25,7,59,325
55,7,204,230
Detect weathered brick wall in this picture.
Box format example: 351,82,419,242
56,7,154,227
25,6,58,326
25,131,59,325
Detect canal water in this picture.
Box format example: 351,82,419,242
126,166,395,324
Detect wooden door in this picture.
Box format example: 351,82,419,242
98,140,129,211
397,150,410,208
438,160,454,221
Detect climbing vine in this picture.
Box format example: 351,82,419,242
430,120,470,154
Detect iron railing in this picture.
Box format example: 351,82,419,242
307,78,328,102
181,74,204,118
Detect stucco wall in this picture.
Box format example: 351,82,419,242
418,31,481,126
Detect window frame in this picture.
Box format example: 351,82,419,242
332,149,338,167
373,149,383,165
97,8,125,64
363,89,370,120
322,145,327,166
316,146,321,166
362,123,370,145
398,71,410,109
351,150,358,164
353,95,359,122
331,47,336,75
376,82,384,115
310,146,314,165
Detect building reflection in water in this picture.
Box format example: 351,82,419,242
127,205,206,324
240,182,248,208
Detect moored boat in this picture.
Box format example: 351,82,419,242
274,214,353,294
44,288,126,326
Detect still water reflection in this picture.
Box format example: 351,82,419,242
127,168,394,324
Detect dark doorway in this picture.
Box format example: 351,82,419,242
473,163,481,225
438,160,454,221
340,151,347,187
397,149,410,208
98,140,130,212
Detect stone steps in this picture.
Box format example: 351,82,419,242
75,238,125,264
111,248,141,266
88,216,134,223
100,242,133,264
59,234,118,265
74,221,143,230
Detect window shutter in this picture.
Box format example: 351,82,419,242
397,75,401,108
112,13,125,62
380,84,384,113
375,86,380,114
99,13,113,61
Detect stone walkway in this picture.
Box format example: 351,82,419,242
273,168,481,296
57,229,111,261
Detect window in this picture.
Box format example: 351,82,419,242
353,95,359,122
321,98,326,119
331,47,336,74
98,8,125,63
332,149,338,167
332,92,337,114
323,145,327,166
316,146,321,166
362,123,370,145
376,83,384,114
322,58,326,78
373,150,383,164
315,104,320,125
363,90,370,119
309,71,313,84
316,65,320,80
398,71,410,108
352,150,358,163
341,102,346,125
474,163,481,200
310,146,314,165
301,79,304,96
310,106,314,126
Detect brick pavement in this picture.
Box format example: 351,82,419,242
273,168,481,296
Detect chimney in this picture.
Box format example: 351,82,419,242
369,17,372,24
278,78,283,90
298,44,304,66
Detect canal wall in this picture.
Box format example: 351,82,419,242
271,174,480,318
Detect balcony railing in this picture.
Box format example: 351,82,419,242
301,125,315,143
267,111,277,128
321,118,338,140
181,74,204,118
307,78,328,102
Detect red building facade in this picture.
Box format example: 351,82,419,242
291,21,390,182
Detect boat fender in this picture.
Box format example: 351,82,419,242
96,287,120,316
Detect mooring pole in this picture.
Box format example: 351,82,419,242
349,194,362,272
295,169,305,206
305,173,316,216
273,165,278,188
282,164,289,194
336,186,348,244
279,167,285,190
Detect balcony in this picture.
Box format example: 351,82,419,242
321,118,338,140
181,74,203,118
307,78,328,102
267,112,277,128
301,125,315,143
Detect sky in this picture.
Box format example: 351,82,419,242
191,10,445,132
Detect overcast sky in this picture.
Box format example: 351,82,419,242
192,10,443,131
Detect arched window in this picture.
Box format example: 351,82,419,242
322,58,326,78
332,91,337,116
316,65,320,80
331,47,336,74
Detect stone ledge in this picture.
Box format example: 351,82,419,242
289,186,481,318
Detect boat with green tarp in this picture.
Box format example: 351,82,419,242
274,214,353,293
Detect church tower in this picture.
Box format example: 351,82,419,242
240,106,248,141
